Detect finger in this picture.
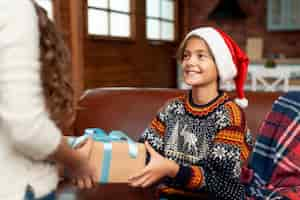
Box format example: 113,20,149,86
88,162,99,184
141,177,156,188
91,176,98,187
71,178,76,185
77,178,85,189
128,166,150,181
74,136,89,149
85,138,94,158
130,173,151,188
85,137,93,146
79,137,93,150
144,141,156,155
91,173,98,184
83,176,93,189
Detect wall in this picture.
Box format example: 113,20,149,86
188,0,300,58
83,0,183,89
56,0,186,91
55,0,300,94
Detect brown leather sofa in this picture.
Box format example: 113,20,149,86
57,87,282,200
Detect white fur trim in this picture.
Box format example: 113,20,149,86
184,27,237,82
234,98,248,108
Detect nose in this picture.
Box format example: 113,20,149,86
187,54,197,66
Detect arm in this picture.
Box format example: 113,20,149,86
130,99,182,186
139,117,165,154
139,102,171,154
0,0,61,160
171,141,248,199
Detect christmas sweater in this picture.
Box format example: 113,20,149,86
139,91,253,200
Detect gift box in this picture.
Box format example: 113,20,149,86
68,128,146,183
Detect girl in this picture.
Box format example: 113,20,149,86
0,1,97,199
129,27,253,200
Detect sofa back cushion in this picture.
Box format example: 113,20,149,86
74,88,282,140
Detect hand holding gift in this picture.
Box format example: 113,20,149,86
58,136,98,189
67,128,146,184
70,137,98,189
128,141,179,188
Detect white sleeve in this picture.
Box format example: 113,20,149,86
0,0,61,160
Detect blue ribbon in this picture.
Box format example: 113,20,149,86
68,128,138,183
86,128,112,183
109,130,138,159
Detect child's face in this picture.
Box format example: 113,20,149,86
181,37,218,87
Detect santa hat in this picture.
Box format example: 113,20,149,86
183,27,249,108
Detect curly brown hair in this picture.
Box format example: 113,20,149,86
32,1,74,131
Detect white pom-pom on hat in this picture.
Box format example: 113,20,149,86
234,98,248,108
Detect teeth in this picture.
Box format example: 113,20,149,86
186,71,198,75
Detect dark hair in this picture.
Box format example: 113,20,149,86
33,2,74,131
176,35,215,64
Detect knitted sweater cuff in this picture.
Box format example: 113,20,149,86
172,165,191,187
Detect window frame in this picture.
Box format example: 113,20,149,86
84,0,136,41
146,0,179,43
267,0,300,31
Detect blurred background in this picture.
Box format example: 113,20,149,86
35,0,300,100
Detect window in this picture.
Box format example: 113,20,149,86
146,0,177,41
267,0,300,31
35,0,54,20
87,0,133,38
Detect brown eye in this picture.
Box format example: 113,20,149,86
183,52,189,60
197,54,204,59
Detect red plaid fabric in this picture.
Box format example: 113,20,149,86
241,92,300,200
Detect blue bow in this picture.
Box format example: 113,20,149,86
67,128,138,183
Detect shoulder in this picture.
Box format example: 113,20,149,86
272,91,300,118
275,92,300,109
167,94,186,106
0,0,36,18
280,91,300,102
224,99,244,112
154,94,186,122
0,0,39,63
215,100,252,160
159,94,186,112
0,0,37,32
223,100,246,127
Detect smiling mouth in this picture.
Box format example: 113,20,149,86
184,71,201,75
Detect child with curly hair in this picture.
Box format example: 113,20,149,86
0,1,97,199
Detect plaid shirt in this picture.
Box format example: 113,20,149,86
241,92,300,200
